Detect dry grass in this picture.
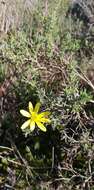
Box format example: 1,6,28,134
0,0,37,35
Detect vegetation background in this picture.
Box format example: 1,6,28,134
0,0,94,189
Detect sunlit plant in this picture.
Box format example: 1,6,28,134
20,102,51,132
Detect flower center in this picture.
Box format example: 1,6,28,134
31,112,38,121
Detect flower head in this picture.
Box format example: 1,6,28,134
20,102,51,132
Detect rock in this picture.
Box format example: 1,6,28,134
67,0,94,25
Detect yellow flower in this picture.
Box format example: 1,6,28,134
20,102,51,132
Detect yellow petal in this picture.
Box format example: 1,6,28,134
20,110,31,117
29,102,33,113
21,119,31,130
34,102,41,113
36,121,47,132
38,111,51,118
30,121,35,131
39,118,51,123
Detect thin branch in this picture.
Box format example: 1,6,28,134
75,69,94,91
